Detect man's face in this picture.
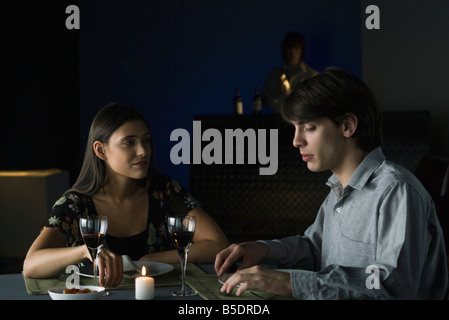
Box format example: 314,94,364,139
285,46,302,65
291,117,347,173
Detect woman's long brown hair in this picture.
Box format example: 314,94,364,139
65,103,155,196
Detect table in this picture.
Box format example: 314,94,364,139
0,263,214,300
1,264,295,319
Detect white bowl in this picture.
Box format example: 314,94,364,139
48,285,106,300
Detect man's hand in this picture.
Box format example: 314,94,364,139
220,265,292,296
214,242,269,277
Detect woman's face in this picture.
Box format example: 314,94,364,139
100,120,152,180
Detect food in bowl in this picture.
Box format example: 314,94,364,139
48,286,105,300
63,288,97,294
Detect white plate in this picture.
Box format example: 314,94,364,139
78,261,174,278
218,269,295,285
48,285,105,300
124,261,174,278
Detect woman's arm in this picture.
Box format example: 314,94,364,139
23,227,89,278
140,207,229,263
23,227,123,287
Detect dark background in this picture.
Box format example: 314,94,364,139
8,0,449,189
10,1,80,182
9,0,361,188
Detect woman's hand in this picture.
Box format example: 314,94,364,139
220,265,292,297
96,248,123,287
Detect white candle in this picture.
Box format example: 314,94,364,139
135,266,154,300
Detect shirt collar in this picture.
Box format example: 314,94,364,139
327,147,385,191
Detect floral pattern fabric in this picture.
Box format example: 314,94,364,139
42,174,200,259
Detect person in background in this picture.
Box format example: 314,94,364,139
216,68,448,299
23,103,229,287
262,32,318,113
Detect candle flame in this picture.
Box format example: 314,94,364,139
142,266,146,276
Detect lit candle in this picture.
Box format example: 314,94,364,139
135,266,154,300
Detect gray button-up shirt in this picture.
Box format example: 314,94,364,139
260,147,448,299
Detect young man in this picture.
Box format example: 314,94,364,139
215,68,448,299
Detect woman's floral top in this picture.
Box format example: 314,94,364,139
42,174,200,260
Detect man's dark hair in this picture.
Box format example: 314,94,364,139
281,67,383,152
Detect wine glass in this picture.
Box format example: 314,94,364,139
79,215,108,286
167,215,197,296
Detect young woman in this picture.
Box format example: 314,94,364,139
23,103,229,287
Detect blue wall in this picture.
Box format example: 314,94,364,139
79,0,361,188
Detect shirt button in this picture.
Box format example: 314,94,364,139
336,207,342,213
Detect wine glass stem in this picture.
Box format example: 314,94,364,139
92,249,98,286
178,248,187,295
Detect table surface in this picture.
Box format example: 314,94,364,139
0,264,215,300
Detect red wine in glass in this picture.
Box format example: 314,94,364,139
167,215,197,296
83,233,106,251
170,231,194,250
79,216,108,286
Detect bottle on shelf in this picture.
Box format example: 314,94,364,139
252,86,262,115
233,87,243,115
